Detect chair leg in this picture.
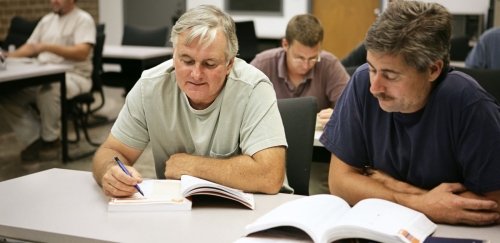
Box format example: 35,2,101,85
81,102,101,147
68,102,82,144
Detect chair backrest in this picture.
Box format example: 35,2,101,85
2,16,39,50
277,96,317,196
92,24,105,90
90,24,106,112
122,24,169,47
453,66,500,102
235,20,259,62
341,42,367,68
450,36,472,61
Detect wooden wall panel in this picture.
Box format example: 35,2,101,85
312,0,379,59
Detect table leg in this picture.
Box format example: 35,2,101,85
60,74,68,163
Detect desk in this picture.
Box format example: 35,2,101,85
314,130,323,147
102,45,173,91
102,45,173,71
451,61,466,68
0,60,71,162
103,45,173,60
0,169,498,242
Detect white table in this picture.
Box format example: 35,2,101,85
451,61,466,68
314,130,323,147
0,59,72,162
102,45,173,90
0,169,498,243
102,45,173,60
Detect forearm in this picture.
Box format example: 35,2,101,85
92,135,142,186
329,155,423,205
329,162,398,205
40,43,91,61
92,146,124,186
8,44,37,58
166,147,286,194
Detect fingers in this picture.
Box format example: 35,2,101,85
316,109,333,130
425,186,500,225
102,165,142,197
457,196,498,211
456,210,500,226
317,108,333,118
438,182,468,194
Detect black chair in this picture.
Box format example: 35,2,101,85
453,66,500,101
1,16,39,50
122,24,169,47
277,96,317,195
235,21,259,63
450,36,472,61
341,42,367,77
341,42,367,68
66,24,106,159
101,24,169,94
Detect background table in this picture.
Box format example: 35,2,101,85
0,59,71,162
102,45,173,73
0,168,498,242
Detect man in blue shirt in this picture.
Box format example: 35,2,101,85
321,1,500,225
465,27,500,69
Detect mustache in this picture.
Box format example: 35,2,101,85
372,92,393,100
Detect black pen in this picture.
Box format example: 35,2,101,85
114,157,144,196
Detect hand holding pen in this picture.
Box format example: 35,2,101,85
114,157,145,196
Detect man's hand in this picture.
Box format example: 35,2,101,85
100,163,143,197
164,153,192,179
316,108,333,130
407,183,499,225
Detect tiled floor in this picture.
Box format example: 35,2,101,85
0,87,156,183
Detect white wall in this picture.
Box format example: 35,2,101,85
98,0,123,45
187,0,309,39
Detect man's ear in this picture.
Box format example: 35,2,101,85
281,38,289,49
226,57,235,75
429,59,444,82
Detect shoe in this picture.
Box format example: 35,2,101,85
20,138,60,163
38,138,61,161
21,138,44,162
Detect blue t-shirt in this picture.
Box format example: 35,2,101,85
320,64,500,194
465,27,500,69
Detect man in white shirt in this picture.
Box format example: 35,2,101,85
0,0,96,165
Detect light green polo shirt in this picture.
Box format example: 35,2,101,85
112,58,288,182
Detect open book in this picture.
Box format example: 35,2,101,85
239,194,436,243
108,175,255,212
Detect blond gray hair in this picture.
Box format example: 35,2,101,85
170,5,238,61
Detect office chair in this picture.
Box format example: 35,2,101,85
235,21,259,63
450,36,472,61
101,24,169,94
1,16,39,50
66,24,106,159
277,96,317,195
453,66,500,101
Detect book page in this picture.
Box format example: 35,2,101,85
326,198,436,243
108,180,191,211
236,228,313,243
244,195,351,243
110,180,184,203
180,175,255,209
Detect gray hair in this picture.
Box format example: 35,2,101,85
364,0,451,72
170,5,238,61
